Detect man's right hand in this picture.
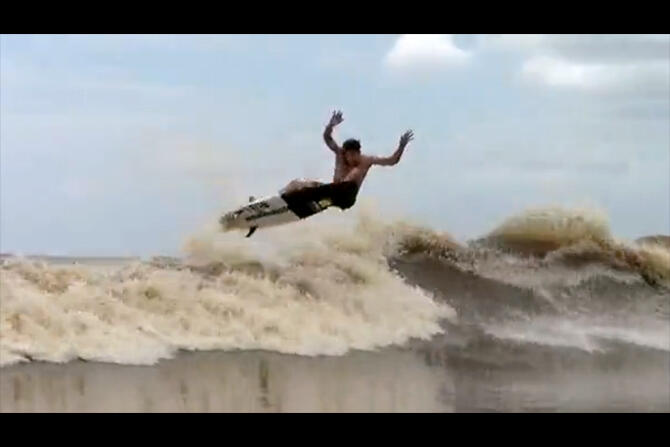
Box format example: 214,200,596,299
324,110,343,152
328,110,344,128
399,130,414,148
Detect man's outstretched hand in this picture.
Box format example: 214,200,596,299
328,110,344,128
399,130,414,148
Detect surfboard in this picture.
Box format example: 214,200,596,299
220,190,334,237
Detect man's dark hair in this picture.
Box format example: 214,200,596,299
342,139,361,152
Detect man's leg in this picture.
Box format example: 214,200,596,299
280,179,323,194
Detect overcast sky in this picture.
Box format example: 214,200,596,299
1,34,668,256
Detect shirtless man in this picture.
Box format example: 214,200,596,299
281,110,414,210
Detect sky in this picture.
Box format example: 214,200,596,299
1,34,669,256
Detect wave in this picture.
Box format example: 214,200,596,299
476,206,669,285
637,235,670,249
0,214,454,367
1,204,667,367
386,205,669,354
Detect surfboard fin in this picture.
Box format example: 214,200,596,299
245,226,258,238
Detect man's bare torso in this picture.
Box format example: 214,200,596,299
333,152,372,187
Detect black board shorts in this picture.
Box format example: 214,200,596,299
280,181,359,219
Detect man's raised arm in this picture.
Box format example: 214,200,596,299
323,110,344,153
368,130,414,166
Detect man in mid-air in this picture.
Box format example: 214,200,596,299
282,110,414,210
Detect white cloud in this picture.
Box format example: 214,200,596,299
522,56,603,88
385,34,470,73
485,34,669,62
485,34,670,99
522,56,669,96
539,35,668,63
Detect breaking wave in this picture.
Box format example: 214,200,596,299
1,205,667,367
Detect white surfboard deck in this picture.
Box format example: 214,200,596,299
220,193,334,235
220,195,298,231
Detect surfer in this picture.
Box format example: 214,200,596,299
281,110,414,210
